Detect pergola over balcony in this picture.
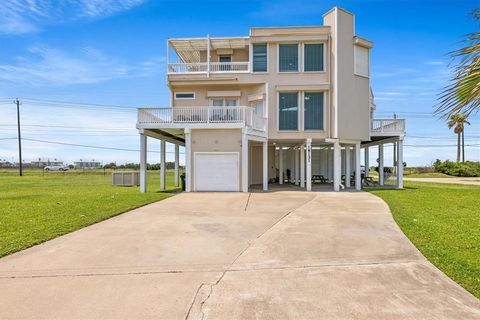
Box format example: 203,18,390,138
167,36,250,75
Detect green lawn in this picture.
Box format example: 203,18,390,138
369,181,480,298
404,172,455,178
0,169,178,258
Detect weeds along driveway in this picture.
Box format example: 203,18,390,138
0,191,479,319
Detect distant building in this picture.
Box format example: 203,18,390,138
30,158,64,168
0,159,14,168
74,159,102,169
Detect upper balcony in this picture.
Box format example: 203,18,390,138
167,36,250,76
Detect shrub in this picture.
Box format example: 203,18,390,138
433,159,480,177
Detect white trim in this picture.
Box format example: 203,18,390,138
139,134,147,193
279,147,284,184
193,151,240,192
355,142,361,191
174,92,195,100
185,128,192,192
242,131,249,192
345,145,350,188
333,7,338,138
300,144,305,188
397,139,404,189
160,140,166,190
174,144,179,187
306,139,312,191
379,144,384,186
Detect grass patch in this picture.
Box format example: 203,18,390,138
0,170,178,258
369,181,480,298
404,172,455,178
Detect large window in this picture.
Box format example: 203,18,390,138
279,44,298,72
304,44,324,72
279,92,298,130
252,44,267,72
304,92,324,130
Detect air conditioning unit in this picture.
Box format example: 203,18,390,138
112,171,140,186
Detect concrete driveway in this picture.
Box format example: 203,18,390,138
0,190,479,319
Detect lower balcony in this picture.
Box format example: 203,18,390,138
137,106,267,132
371,119,405,137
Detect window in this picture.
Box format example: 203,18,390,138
278,92,298,130
304,44,324,72
279,44,298,72
304,92,324,130
211,98,238,120
354,45,369,77
254,102,263,117
218,55,232,63
174,92,195,99
252,44,267,72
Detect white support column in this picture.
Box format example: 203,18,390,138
306,139,312,191
379,144,384,186
294,147,299,185
242,131,249,192
333,141,341,191
174,144,179,188
397,139,404,189
355,142,361,191
345,146,351,188
279,147,284,184
139,134,147,193
300,144,305,188
160,140,166,190
185,129,192,192
365,146,370,177
263,141,268,191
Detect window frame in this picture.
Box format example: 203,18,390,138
354,45,370,78
277,91,300,131
251,43,269,73
302,43,326,73
174,92,195,100
277,43,300,73
302,91,326,131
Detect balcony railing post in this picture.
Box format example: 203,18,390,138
207,34,211,77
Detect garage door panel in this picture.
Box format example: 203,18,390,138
195,153,239,191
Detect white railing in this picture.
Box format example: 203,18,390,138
371,119,405,135
138,106,266,131
167,61,249,74
167,63,208,74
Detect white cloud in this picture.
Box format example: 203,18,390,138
0,46,165,85
0,0,146,35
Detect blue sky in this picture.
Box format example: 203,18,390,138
0,0,479,166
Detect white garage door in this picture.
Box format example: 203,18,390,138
194,153,239,191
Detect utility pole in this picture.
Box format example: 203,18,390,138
15,98,23,176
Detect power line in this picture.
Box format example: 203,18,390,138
19,137,185,154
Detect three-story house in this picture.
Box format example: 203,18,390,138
136,7,405,192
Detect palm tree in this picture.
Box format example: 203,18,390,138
448,114,470,162
436,10,480,118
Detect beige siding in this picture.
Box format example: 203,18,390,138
249,145,275,185
324,8,370,141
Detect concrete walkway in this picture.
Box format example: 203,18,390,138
404,177,480,186
0,191,479,319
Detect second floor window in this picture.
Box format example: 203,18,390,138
279,92,298,130
304,44,324,72
279,44,298,72
252,44,267,72
304,92,324,130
